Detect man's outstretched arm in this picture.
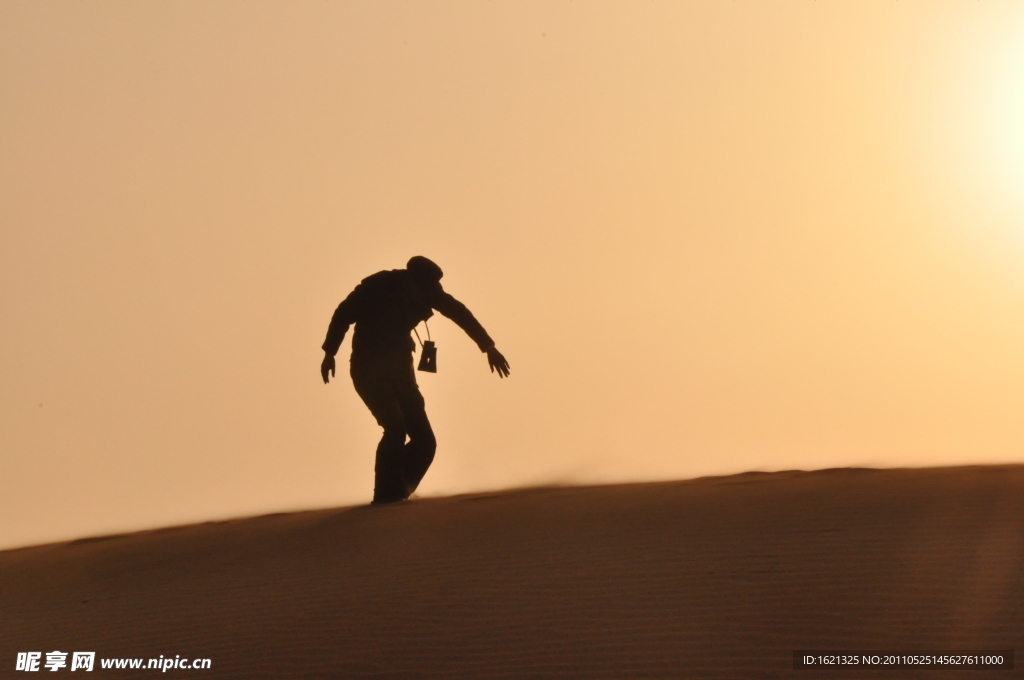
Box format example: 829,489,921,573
433,291,510,378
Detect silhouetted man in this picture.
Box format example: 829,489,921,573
321,256,510,504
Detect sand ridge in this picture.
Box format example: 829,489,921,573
2,465,1021,678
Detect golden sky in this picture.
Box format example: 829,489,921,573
3,1,1024,549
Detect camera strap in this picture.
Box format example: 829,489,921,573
412,320,431,349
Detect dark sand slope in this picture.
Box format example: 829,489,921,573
2,466,1022,679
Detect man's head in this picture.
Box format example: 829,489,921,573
407,256,443,287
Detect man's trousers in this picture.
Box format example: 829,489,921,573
350,354,437,503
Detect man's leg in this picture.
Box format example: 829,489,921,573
350,360,409,503
372,427,408,504
394,371,436,496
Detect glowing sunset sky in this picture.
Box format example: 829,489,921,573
3,1,1024,549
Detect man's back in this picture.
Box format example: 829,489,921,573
340,269,427,359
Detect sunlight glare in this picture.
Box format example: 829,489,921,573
923,17,1024,256
983,46,1024,208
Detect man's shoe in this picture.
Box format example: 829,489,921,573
370,491,408,505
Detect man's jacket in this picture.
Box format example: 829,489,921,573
322,269,494,362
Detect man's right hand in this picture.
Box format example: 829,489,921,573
321,353,336,384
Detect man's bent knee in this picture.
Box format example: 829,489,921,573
406,428,435,459
379,427,407,449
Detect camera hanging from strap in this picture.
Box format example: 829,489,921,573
413,320,437,373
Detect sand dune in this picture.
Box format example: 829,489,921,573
2,465,1021,678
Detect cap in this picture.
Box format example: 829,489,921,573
407,256,444,283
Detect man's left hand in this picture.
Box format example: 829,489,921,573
486,347,510,378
